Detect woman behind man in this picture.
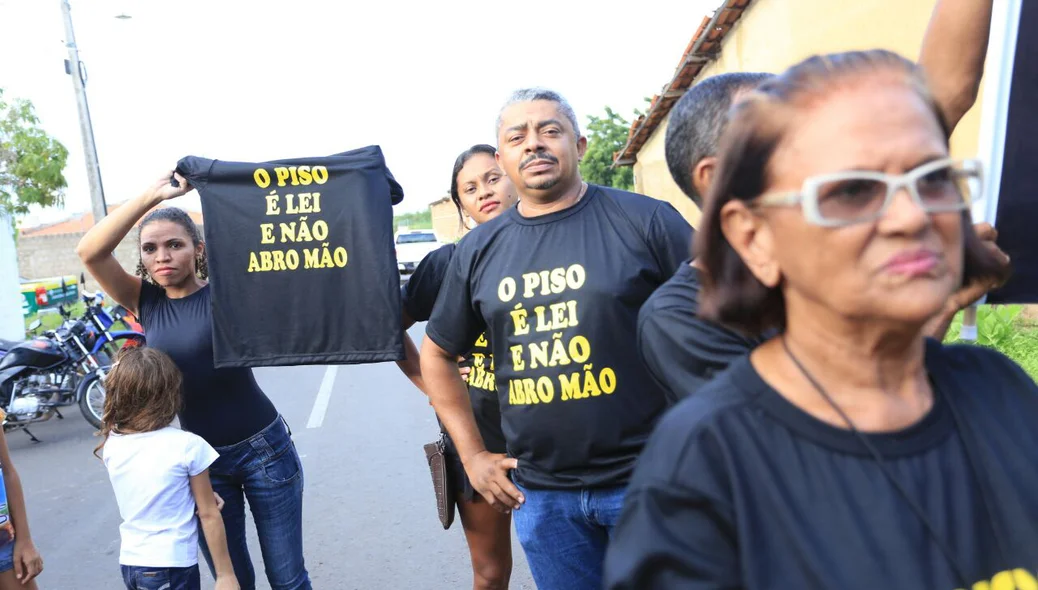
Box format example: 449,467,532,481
77,177,310,589
606,50,1038,589
396,144,519,589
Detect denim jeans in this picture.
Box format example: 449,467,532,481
121,564,200,590
198,416,311,590
512,484,626,590
0,541,12,574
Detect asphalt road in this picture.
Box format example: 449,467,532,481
11,324,535,589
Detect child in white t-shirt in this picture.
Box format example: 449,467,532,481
97,347,239,590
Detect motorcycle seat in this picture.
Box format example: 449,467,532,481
0,339,21,351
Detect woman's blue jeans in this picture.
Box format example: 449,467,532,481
198,416,311,590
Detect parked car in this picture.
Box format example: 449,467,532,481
395,228,442,279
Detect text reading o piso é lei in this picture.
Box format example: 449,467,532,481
246,165,350,273
499,264,618,406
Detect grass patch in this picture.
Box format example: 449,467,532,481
22,302,86,337
393,210,433,232
944,304,1038,381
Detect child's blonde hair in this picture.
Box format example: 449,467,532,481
94,347,182,458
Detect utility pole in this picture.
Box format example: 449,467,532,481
60,0,107,224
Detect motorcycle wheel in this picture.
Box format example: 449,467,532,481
77,372,105,430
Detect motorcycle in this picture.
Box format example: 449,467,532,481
77,290,146,363
0,296,145,439
0,340,17,359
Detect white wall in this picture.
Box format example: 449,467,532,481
0,213,24,340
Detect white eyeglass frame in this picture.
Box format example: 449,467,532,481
753,157,984,227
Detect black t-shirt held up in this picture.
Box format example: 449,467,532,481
176,145,404,368
637,262,765,402
401,243,506,453
138,282,278,447
604,340,1038,590
426,185,693,489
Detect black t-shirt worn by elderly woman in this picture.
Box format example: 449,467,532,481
138,281,278,447
604,339,1038,590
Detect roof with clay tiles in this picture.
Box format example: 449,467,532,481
613,0,755,166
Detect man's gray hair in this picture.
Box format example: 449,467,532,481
496,88,581,139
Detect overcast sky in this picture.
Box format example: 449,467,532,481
0,0,718,226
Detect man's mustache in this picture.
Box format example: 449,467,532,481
520,153,559,171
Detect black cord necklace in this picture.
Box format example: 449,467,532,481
780,337,972,588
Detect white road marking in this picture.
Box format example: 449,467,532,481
306,366,339,429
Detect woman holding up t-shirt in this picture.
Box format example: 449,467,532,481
77,174,311,590
396,144,518,590
605,50,1038,590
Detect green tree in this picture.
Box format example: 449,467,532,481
0,89,69,216
579,106,634,191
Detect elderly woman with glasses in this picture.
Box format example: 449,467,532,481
604,50,1038,590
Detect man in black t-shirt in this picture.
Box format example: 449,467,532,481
637,73,772,402
421,88,692,590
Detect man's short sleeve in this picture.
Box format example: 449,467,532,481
638,304,758,402
638,305,710,403
648,203,694,279
636,265,760,401
425,244,484,356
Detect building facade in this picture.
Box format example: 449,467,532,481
17,206,204,292
616,0,985,227
430,195,467,243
